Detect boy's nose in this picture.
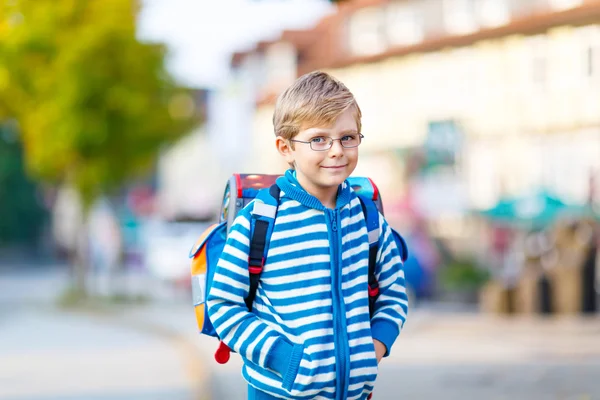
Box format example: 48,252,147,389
328,140,344,156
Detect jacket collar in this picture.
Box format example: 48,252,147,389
275,169,351,211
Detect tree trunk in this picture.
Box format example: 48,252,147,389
71,204,90,296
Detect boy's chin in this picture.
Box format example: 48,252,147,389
319,173,350,187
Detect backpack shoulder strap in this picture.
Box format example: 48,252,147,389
391,228,409,263
356,195,380,318
245,184,280,311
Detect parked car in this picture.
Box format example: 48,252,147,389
140,219,212,286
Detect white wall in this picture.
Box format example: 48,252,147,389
250,23,600,211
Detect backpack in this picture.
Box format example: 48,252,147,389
189,173,408,364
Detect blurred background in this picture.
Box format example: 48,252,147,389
1,0,600,399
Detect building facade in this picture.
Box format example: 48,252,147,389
230,0,600,242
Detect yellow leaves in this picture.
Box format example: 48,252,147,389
0,67,9,93
1,0,200,199
169,93,196,121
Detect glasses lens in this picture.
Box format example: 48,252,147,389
341,135,361,148
311,140,331,151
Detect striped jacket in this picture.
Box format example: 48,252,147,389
207,170,408,400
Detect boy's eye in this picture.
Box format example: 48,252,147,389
341,135,356,142
310,137,326,143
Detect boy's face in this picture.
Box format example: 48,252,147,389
277,107,359,195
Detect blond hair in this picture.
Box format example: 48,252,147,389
273,71,362,142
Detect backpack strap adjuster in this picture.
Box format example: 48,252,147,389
368,283,380,297
248,258,264,275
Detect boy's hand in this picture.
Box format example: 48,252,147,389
373,339,386,363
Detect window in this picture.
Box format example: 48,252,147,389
347,7,386,56
478,0,510,29
265,42,297,87
548,0,583,12
587,46,595,77
578,25,600,79
443,0,478,35
528,35,548,88
385,2,424,46
532,56,547,86
508,0,538,19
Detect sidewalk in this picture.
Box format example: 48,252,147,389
94,300,246,399
0,265,211,400
79,300,214,400
393,309,600,365
0,303,198,400
4,264,599,399
99,300,600,399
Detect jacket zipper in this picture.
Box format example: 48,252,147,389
328,209,348,400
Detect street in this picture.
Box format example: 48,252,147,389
197,306,600,399
2,266,600,399
206,312,600,399
0,266,202,400
375,312,600,399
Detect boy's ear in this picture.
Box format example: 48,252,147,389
275,136,295,164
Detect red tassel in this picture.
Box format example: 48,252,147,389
214,341,231,364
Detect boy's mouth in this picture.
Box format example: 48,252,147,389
321,165,347,169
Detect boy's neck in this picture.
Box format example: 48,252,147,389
317,189,338,210
295,173,338,209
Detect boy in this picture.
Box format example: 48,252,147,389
207,71,408,400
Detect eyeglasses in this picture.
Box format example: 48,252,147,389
290,134,364,151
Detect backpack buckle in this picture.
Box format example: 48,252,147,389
368,283,380,297
248,257,264,274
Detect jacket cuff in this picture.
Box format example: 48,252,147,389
265,338,303,390
282,344,303,391
371,319,400,357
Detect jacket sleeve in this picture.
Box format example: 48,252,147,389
370,213,409,357
206,207,305,391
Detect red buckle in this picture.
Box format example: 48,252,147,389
368,284,379,297
249,265,263,274
248,257,264,274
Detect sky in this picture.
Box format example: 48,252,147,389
137,0,333,88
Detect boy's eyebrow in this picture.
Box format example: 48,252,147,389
309,129,359,135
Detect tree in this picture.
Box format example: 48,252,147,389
0,122,47,246
0,0,199,293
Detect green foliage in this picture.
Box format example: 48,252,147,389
0,0,198,208
0,122,47,244
439,258,490,292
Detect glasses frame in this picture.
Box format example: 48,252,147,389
290,133,364,151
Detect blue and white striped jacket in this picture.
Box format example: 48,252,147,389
207,170,408,400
